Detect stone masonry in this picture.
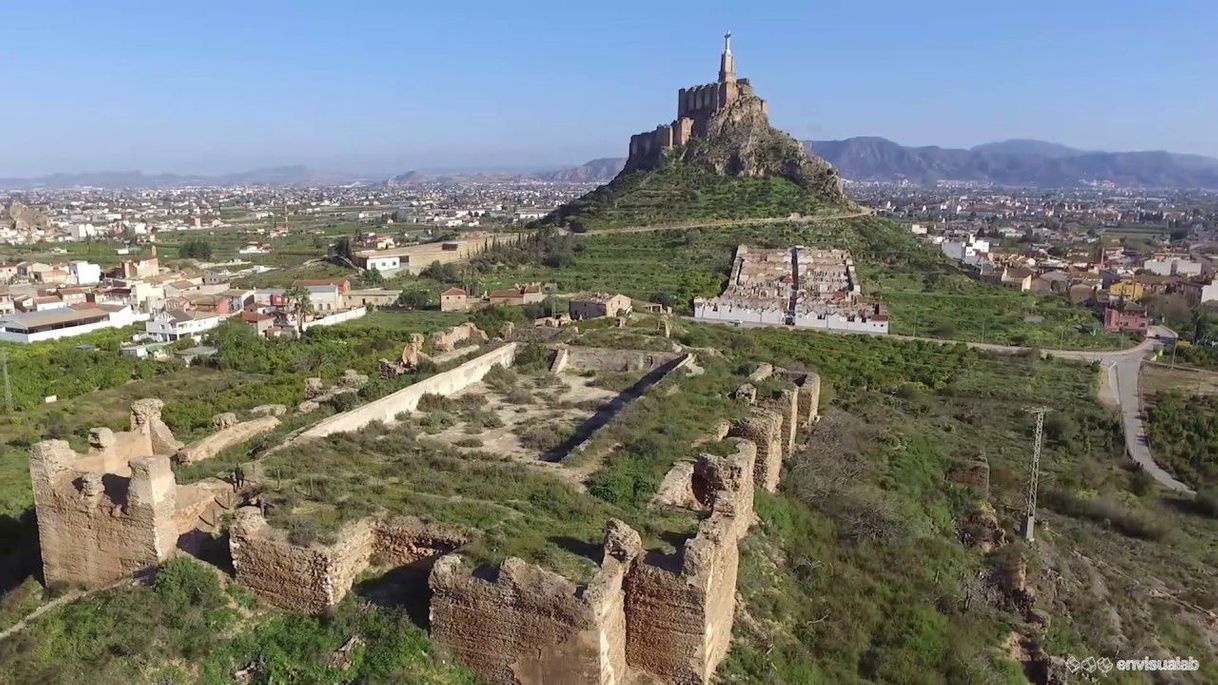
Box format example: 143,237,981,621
229,509,467,614
30,441,178,588
429,520,642,685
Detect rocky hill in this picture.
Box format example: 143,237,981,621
807,136,1218,188
541,36,850,230
5,201,49,231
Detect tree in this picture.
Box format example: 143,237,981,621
284,286,314,335
397,290,429,310
360,268,384,286
178,238,213,260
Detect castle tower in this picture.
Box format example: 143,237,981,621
718,31,739,107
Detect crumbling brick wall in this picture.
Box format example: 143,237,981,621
29,440,178,588
428,520,642,685
728,406,784,492
229,509,468,613
623,441,756,685
229,509,377,613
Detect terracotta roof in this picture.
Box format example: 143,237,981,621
441,287,467,297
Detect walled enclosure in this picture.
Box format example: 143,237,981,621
429,520,641,685
229,508,467,613
429,438,765,685
297,343,517,439
29,399,273,588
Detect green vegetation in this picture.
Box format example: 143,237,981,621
538,162,843,230
456,217,1127,350
0,558,474,684
178,237,214,260
1146,392,1218,486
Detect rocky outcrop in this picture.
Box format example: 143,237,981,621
6,201,50,231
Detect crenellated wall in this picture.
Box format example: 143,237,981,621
429,520,642,685
30,440,178,588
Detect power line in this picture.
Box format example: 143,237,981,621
1022,406,1052,542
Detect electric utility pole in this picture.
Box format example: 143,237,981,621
1022,406,1052,542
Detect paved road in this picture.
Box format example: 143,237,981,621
687,318,1195,493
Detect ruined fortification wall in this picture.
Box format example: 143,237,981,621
429,521,641,685
30,441,178,588
796,372,821,425
624,441,756,684
229,510,467,613
229,508,376,613
299,343,517,439
429,322,488,353
761,388,799,456
564,346,682,373
175,416,280,464
728,406,784,492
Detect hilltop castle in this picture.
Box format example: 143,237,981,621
626,32,768,170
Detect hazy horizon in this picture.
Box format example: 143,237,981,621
4,1,1217,177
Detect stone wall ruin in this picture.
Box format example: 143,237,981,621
229,509,468,613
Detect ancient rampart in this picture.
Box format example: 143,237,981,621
429,322,488,353
623,441,756,683
563,345,683,373
228,509,467,613
429,520,641,685
30,441,178,588
298,343,517,439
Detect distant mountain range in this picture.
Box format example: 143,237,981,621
8,138,1218,190
0,165,360,190
804,137,1218,189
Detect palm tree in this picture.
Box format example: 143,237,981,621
284,286,314,336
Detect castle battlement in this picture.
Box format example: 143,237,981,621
626,32,768,171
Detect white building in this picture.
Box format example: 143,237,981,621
1143,256,1204,277
0,305,144,344
1201,279,1218,304
145,309,225,342
67,260,101,285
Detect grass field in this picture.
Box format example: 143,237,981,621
458,217,1129,350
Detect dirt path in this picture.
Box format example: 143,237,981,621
0,578,138,642
580,209,871,236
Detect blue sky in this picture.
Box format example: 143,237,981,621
2,0,1216,175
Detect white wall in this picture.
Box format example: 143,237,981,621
298,343,517,440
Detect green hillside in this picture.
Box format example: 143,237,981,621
538,161,848,231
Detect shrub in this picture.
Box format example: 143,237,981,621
328,392,359,413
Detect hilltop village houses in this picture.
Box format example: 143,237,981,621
0,245,402,345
